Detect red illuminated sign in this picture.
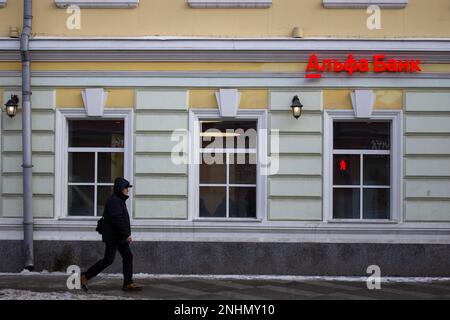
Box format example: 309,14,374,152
306,54,422,79
339,160,347,172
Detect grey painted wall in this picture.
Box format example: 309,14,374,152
1,240,450,276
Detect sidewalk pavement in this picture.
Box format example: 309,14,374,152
1,274,450,300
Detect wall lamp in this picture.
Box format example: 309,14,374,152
291,95,303,119
3,95,19,118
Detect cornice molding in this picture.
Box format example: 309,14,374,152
2,72,450,89
2,70,450,80
26,37,450,52
1,219,450,244
27,50,450,63
0,38,450,62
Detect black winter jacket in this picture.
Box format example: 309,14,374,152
101,178,131,243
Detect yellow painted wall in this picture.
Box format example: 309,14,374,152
0,62,21,71
56,88,266,109
3,61,447,74
0,0,21,37
0,0,449,38
31,62,304,72
190,89,268,109
324,89,404,109
56,88,83,108
56,88,134,108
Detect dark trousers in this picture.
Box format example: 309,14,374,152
84,241,133,286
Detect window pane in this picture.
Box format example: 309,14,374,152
229,153,257,184
200,153,226,184
97,186,114,217
229,187,256,218
201,121,257,149
68,153,95,182
98,153,124,183
69,120,124,148
363,188,390,219
333,188,360,219
199,187,226,218
333,155,360,185
334,122,390,150
68,186,94,216
364,155,390,186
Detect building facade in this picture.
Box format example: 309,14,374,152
1,0,450,275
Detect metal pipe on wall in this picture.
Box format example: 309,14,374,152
21,0,33,271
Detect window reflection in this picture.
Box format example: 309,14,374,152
69,120,124,148
98,153,124,183
229,153,257,184
333,188,360,219
200,153,226,184
332,121,391,220
199,120,258,219
334,122,390,150
363,188,390,219
68,153,95,183
363,155,390,186
68,186,94,216
67,119,125,217
229,187,256,218
333,155,360,186
199,187,227,218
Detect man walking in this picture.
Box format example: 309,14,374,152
81,177,142,292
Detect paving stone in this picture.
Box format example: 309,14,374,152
1,275,450,300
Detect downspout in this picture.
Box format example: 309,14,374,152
21,0,33,271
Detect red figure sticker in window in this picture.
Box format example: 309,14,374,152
339,160,347,172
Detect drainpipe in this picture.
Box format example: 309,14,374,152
21,0,33,271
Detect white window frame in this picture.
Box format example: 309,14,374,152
323,109,403,223
54,0,139,8
323,0,408,8
67,148,124,217
187,0,272,9
55,108,134,220
188,109,268,222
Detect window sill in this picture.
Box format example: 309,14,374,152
193,218,262,223
327,219,399,224
322,0,408,8
54,0,139,8
187,0,272,9
57,216,99,221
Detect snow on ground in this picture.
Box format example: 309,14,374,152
129,274,450,283
1,270,450,283
0,289,133,300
